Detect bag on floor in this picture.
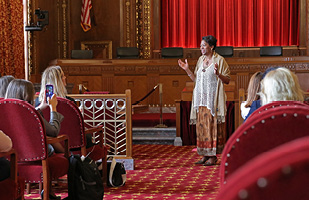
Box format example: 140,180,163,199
107,157,126,187
68,154,104,200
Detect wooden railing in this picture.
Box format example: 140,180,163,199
68,89,132,159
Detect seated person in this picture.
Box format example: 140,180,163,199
0,130,13,181
36,65,75,106
244,67,281,122
260,67,304,105
5,79,64,199
5,79,64,157
0,75,14,98
241,71,263,121
37,65,95,149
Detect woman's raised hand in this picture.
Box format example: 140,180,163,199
178,59,189,71
48,94,58,112
214,63,219,75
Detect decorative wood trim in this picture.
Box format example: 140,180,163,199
121,0,136,47
136,0,152,58
307,0,309,55
57,0,61,58
62,0,68,58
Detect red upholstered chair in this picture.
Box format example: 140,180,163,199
216,136,309,200
247,100,308,120
220,105,309,186
0,99,69,200
0,149,25,200
42,97,108,180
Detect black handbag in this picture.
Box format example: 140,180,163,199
106,157,126,187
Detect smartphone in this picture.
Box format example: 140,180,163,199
45,84,54,102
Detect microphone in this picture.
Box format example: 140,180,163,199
78,84,90,94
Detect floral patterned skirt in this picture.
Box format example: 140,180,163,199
196,106,226,156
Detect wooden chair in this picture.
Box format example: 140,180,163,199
0,99,69,200
216,136,309,200
116,47,139,58
260,46,282,56
215,46,233,57
0,149,25,200
220,105,309,186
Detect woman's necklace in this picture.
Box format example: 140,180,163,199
202,55,212,72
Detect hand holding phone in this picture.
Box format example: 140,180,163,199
45,84,54,102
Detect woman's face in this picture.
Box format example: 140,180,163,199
200,40,213,55
61,70,67,86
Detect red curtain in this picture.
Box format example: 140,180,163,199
0,0,25,78
162,0,299,48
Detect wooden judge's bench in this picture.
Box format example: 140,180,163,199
51,56,309,106
51,57,309,144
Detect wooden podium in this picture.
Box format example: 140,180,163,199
176,81,240,145
175,82,194,141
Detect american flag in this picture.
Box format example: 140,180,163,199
81,0,92,32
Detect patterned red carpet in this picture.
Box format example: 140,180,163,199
24,144,221,200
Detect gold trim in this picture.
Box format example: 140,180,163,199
143,0,151,58
57,0,61,58
62,0,68,58
26,0,32,76
136,0,151,58
125,0,131,46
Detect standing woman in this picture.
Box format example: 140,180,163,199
178,35,230,165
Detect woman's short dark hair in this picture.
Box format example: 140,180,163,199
5,79,35,105
202,35,217,50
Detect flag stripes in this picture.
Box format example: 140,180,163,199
81,0,92,32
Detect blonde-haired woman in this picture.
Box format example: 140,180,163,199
260,67,304,105
38,65,71,104
37,65,95,149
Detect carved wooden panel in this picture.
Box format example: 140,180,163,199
159,75,191,106
114,76,148,105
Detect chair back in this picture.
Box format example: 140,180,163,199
42,97,86,150
216,136,309,200
116,47,139,58
248,100,308,120
71,50,93,59
220,105,309,185
215,46,233,57
0,99,48,161
260,46,282,56
161,47,183,58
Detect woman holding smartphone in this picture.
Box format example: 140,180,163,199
37,65,96,150
37,65,74,105
36,65,75,153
